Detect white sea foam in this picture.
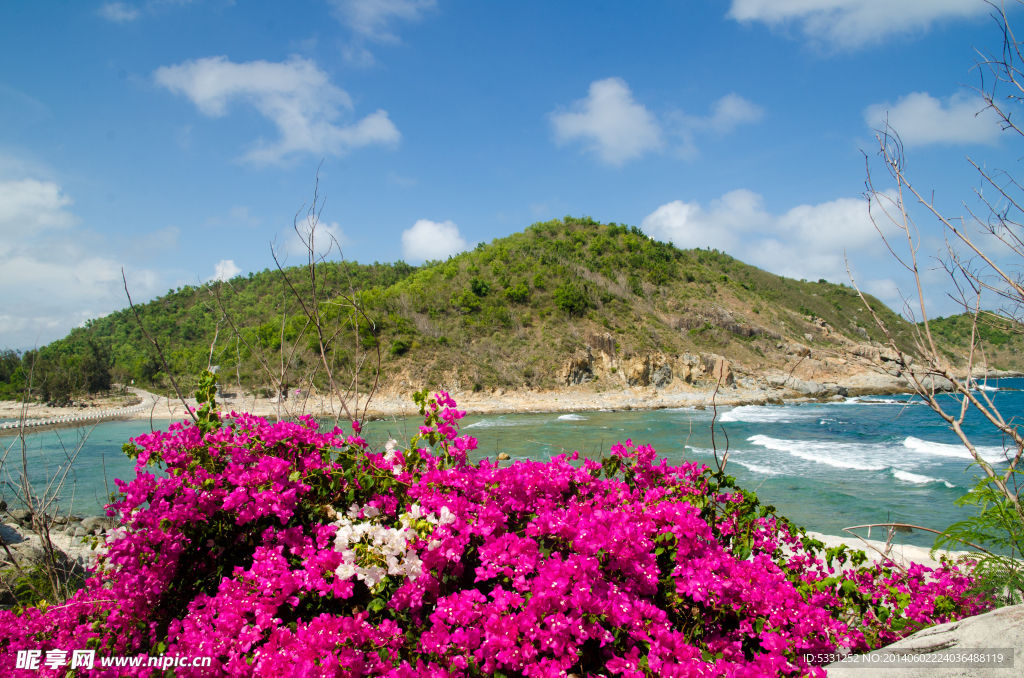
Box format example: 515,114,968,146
557,414,588,421
747,435,889,471
903,436,1009,464
845,397,920,405
719,405,812,424
731,459,779,475
891,469,956,488
976,383,999,392
463,418,539,429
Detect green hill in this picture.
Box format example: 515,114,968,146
3,216,927,403
925,313,1024,372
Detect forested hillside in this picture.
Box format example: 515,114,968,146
2,216,932,402
926,313,1024,371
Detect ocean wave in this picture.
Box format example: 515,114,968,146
891,469,956,488
747,435,889,471
557,414,588,421
845,397,918,405
731,459,779,475
463,418,539,429
903,436,1009,464
719,405,812,424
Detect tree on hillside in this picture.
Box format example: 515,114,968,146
859,0,1024,605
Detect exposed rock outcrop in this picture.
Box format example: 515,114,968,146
705,355,734,387
785,342,811,357
621,354,651,387
560,349,594,385
585,332,616,360
825,604,1024,678
766,375,847,397
651,364,673,388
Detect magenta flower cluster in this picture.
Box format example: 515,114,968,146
0,392,989,677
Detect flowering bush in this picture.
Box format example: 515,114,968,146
0,388,990,677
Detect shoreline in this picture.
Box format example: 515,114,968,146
0,384,867,435
2,364,1020,434
0,380,962,435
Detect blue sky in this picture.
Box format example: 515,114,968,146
1,0,1019,348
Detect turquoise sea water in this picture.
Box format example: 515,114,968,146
3,381,1020,549
1,420,165,517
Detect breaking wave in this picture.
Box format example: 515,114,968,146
891,469,956,488
903,436,1009,465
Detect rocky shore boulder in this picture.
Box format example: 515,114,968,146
825,604,1024,678
767,375,847,398
919,375,955,391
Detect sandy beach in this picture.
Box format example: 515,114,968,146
0,382,825,434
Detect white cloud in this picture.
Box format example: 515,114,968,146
550,80,762,165
401,219,468,262
864,92,1001,147
330,0,436,43
153,55,401,165
642,189,898,282
702,93,765,133
210,259,242,282
0,179,76,241
670,93,764,158
99,2,140,22
550,78,663,166
0,178,163,348
728,0,988,49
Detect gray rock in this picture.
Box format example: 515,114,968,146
821,383,849,398
786,343,811,357
561,349,594,386
9,544,44,566
825,604,1024,678
920,375,955,392
787,378,823,396
651,365,673,388
80,515,115,533
9,509,31,526
0,524,24,545
74,527,86,538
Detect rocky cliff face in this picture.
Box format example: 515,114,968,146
553,316,972,399
559,340,738,391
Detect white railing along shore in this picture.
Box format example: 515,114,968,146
0,404,149,431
